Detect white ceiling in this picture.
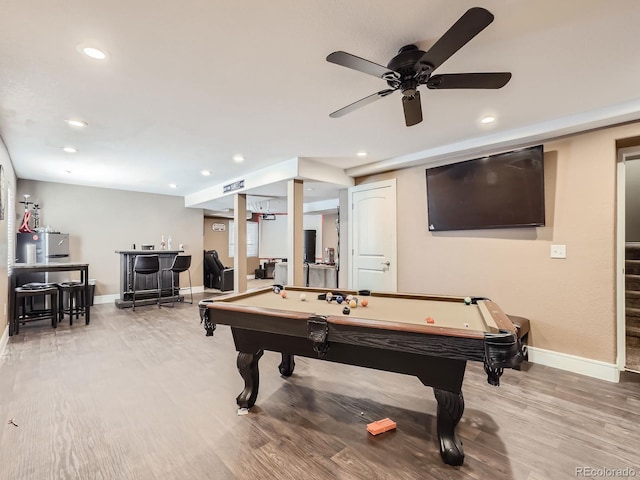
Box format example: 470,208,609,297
2,0,640,215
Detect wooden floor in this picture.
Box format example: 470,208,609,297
1,293,639,480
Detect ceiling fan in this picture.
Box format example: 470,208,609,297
326,7,511,127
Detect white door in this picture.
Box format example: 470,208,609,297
349,179,397,292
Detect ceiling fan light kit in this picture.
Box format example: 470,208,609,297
326,7,512,127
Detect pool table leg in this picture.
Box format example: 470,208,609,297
433,389,465,466
236,350,264,408
278,353,295,377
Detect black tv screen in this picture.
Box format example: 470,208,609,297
426,145,545,231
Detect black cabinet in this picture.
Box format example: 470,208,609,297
303,230,316,263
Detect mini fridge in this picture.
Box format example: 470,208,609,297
16,233,71,307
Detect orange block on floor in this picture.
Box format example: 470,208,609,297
367,418,397,435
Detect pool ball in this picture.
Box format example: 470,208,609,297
281,290,287,299
346,295,353,301
464,297,472,305
273,287,281,294
342,306,350,315
361,298,368,307
349,299,357,308
299,293,307,301
336,295,343,304
425,317,435,324
326,292,333,302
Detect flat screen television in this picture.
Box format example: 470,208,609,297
425,145,545,231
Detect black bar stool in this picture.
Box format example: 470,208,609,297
162,255,193,306
14,283,59,334
58,281,86,325
132,254,161,311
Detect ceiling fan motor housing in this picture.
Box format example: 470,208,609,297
386,45,431,97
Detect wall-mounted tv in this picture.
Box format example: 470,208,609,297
425,145,545,231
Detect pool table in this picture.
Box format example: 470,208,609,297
199,286,525,466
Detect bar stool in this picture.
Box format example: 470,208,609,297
58,281,86,325
13,283,59,334
162,255,193,306
132,254,161,311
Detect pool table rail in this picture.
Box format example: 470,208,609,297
478,299,518,334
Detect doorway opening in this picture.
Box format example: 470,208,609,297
618,147,640,373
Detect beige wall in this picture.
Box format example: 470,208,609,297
322,213,338,260
357,122,640,364
1,140,17,337
16,180,204,297
203,216,260,274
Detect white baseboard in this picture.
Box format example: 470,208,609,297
94,293,119,305
94,286,204,305
527,346,620,383
0,324,8,359
182,285,204,295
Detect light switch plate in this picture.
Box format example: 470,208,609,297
550,244,567,259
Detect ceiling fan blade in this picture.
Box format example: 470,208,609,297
426,72,511,89
417,7,494,72
327,51,397,79
402,91,423,127
330,89,396,118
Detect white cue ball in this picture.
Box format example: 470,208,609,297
300,293,307,301
464,297,472,305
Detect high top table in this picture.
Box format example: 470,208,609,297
9,262,90,336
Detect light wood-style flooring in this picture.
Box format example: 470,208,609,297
1,292,639,480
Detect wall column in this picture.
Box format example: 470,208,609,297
234,193,247,293
338,189,349,289
287,179,304,286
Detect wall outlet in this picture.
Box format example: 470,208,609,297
551,244,567,259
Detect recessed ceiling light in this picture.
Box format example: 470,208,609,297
357,151,368,157
201,170,212,176
306,187,314,191
62,146,78,153
481,115,496,124
66,119,88,128
169,183,178,189
82,47,107,60
232,154,244,163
